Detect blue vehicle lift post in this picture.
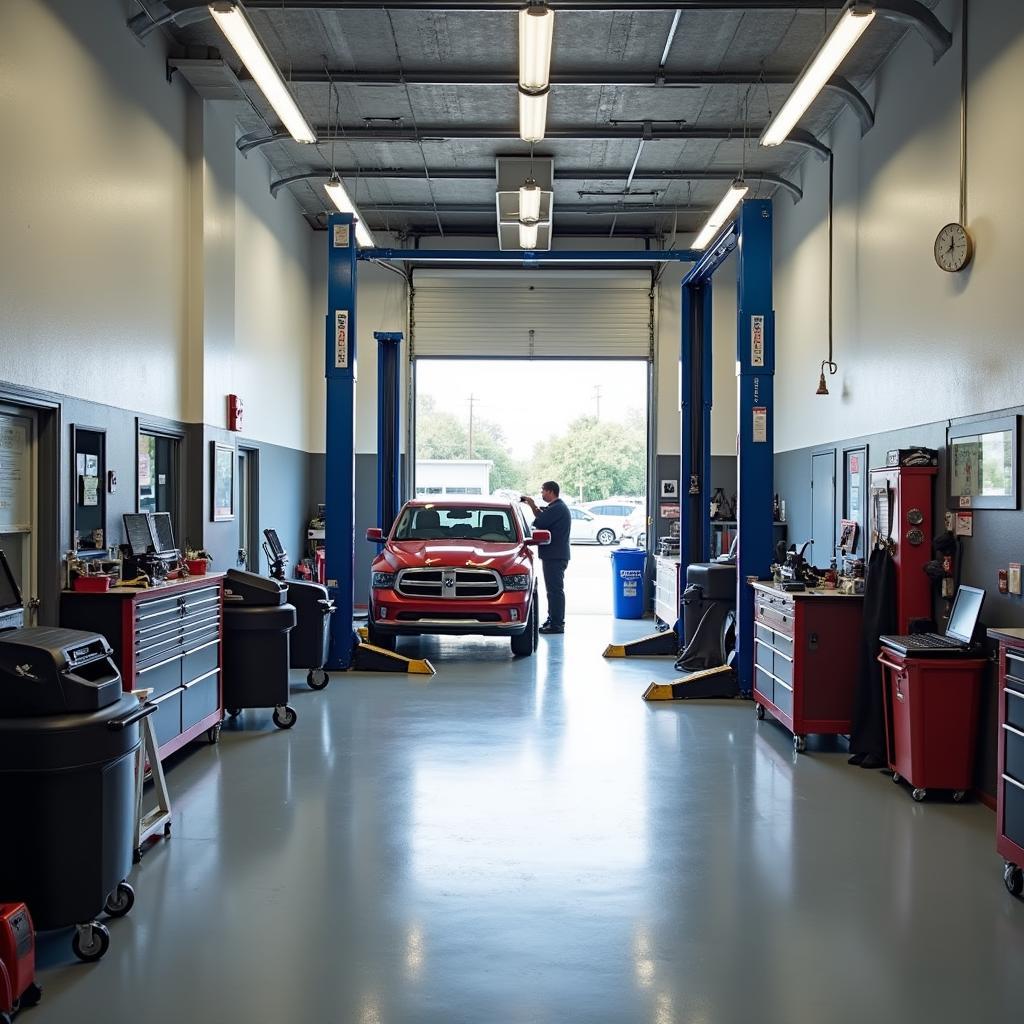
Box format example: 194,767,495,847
375,331,404,535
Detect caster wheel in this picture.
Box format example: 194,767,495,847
226,708,241,718
2,1010,12,1024
72,921,110,963
21,982,43,1007
207,723,222,744
1003,862,1024,897
892,772,902,784
755,703,765,720
793,734,807,754
133,846,143,864
163,821,172,837
307,668,329,690
272,705,297,729
104,881,135,918
952,790,965,803
912,788,927,803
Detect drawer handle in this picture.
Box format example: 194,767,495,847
1003,773,1024,794
1006,688,1024,702
774,678,793,693
187,639,221,656
1002,723,1024,741
755,664,785,687
183,668,219,689
1007,652,1024,665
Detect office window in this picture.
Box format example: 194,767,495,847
138,430,181,538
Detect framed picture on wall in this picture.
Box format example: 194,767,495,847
947,415,1019,510
211,441,235,522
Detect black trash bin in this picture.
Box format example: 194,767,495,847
222,570,298,729
286,580,334,690
679,562,737,670
0,627,147,963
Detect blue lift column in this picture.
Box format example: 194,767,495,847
679,280,714,575
734,199,775,695
375,332,404,535
325,213,359,670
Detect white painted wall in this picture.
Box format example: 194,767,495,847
774,0,1024,452
0,0,189,419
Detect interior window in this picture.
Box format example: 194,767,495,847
138,431,180,538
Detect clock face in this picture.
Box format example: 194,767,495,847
934,222,973,272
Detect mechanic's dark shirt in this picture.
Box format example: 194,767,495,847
533,498,571,561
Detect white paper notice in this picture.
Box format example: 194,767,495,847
335,310,349,369
751,315,764,367
333,224,350,248
752,407,767,443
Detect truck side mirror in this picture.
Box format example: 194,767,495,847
366,528,384,542
528,529,551,546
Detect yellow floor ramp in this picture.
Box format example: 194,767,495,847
643,664,738,701
603,628,679,658
351,641,436,675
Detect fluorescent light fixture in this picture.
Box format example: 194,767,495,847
519,181,542,222
324,176,376,248
761,1,875,147
519,220,539,249
691,180,749,251
519,4,554,92
209,2,316,144
519,89,548,143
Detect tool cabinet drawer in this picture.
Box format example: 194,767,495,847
135,594,183,623
1005,652,1024,696
150,689,183,749
182,670,219,731
135,630,187,668
755,639,775,674
756,603,793,637
181,587,221,614
1003,725,1024,782
772,677,794,718
773,648,793,686
1004,774,1024,850
754,665,774,706
135,652,183,697
182,639,220,684
1006,687,1024,732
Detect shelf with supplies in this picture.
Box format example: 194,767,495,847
711,521,788,559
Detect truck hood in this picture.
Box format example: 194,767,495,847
379,540,530,574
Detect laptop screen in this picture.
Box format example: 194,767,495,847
946,585,985,643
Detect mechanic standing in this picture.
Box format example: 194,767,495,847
521,481,572,635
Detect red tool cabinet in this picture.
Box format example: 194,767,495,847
877,648,985,802
987,627,1024,898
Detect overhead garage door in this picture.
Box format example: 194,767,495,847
411,269,654,359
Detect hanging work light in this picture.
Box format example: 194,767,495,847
324,175,376,248
518,4,554,143
518,220,539,249
519,180,542,222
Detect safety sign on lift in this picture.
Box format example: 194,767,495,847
335,310,350,369
751,315,765,368
752,407,767,443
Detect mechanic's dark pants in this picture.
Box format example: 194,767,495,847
541,558,569,628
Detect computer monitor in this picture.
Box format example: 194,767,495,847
263,528,285,559
151,512,176,554
0,547,22,613
123,513,157,557
946,584,985,643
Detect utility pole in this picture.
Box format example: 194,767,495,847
468,393,477,458
593,385,602,420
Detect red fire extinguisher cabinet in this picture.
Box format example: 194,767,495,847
877,649,986,802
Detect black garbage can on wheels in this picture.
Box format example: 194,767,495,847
0,627,146,964
286,580,334,690
222,570,298,729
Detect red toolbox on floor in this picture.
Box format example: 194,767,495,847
0,902,41,1017
877,650,986,802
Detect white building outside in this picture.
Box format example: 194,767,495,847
415,459,493,497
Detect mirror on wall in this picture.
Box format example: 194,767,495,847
72,425,106,556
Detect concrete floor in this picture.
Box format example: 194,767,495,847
33,609,1024,1024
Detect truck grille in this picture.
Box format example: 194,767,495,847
396,567,503,599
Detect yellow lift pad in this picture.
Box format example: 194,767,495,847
643,665,736,701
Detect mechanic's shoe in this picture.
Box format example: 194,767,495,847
539,623,564,635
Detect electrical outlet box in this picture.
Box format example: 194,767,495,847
999,569,1009,594
1010,563,1022,596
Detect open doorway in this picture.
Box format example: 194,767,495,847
413,359,650,617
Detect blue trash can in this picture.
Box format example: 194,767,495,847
611,548,647,618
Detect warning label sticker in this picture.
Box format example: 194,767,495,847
335,310,349,369
751,315,765,367
753,407,767,443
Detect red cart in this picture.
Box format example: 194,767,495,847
877,649,986,802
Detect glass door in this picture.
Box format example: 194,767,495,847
0,406,37,621
237,447,258,570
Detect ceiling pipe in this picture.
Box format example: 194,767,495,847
240,124,831,158
269,168,803,202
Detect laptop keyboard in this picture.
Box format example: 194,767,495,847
893,633,960,649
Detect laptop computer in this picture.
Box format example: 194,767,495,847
879,585,985,657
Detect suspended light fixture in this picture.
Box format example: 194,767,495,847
691,179,749,251
518,220,539,249
324,175,376,248
761,1,875,148
208,2,316,144
518,4,554,143
519,180,542,222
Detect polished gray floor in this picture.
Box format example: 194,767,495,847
34,612,1024,1024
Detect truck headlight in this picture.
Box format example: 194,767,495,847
371,571,396,589
502,573,530,591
